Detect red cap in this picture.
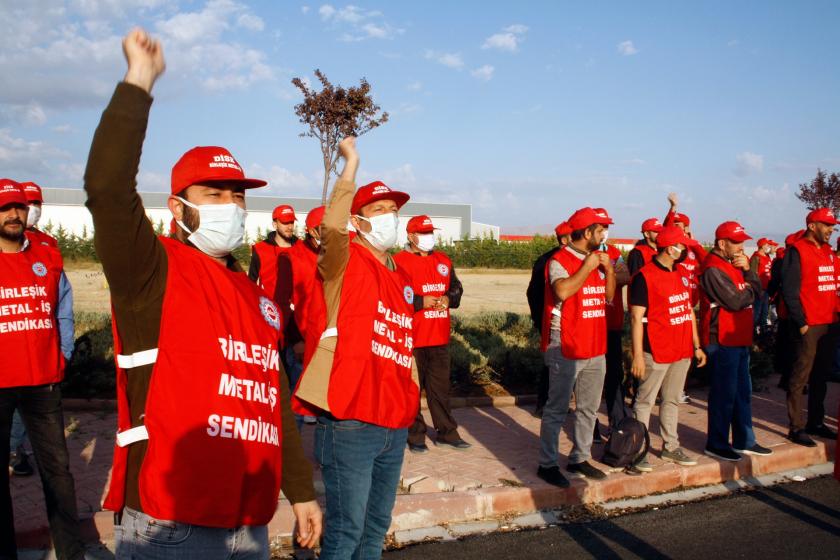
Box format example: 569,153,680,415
567,207,613,230
665,212,691,227
715,221,752,242
806,207,839,225
406,215,438,234
592,207,613,224
554,221,572,236
656,225,689,248
641,217,664,233
171,146,266,195
351,181,410,215
0,179,27,208
19,181,43,203
756,237,778,248
785,230,805,246
305,206,326,230
775,247,786,260
272,204,296,223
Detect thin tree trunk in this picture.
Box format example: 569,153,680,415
321,158,330,204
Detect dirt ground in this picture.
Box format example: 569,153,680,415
64,262,532,316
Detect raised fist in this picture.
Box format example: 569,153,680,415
338,136,358,161
122,28,165,94
668,192,678,208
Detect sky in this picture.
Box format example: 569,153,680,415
1,0,838,240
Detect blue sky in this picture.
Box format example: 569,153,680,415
1,1,838,240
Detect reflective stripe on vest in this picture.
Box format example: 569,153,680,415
116,348,158,369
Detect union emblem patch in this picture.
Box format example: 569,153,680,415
32,262,47,277
403,286,415,304
682,277,689,287
259,296,281,331
437,263,450,277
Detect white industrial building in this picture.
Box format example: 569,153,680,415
40,188,499,245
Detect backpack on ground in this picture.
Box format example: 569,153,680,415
601,416,650,468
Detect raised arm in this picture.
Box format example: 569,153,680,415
318,137,359,281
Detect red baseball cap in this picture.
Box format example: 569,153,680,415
305,206,326,230
665,212,691,227
592,208,613,225
0,179,27,208
171,146,267,195
785,230,805,246
715,221,751,242
775,247,786,259
554,221,572,236
19,181,43,203
641,217,664,233
806,207,839,225
756,237,778,248
406,215,438,234
656,225,689,248
272,204,296,223
351,181,410,215
567,207,613,230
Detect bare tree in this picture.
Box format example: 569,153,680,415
796,168,840,213
292,70,389,203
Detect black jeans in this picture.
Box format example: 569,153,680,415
408,345,461,445
1,384,84,560
604,330,629,428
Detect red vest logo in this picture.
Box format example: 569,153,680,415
403,286,415,304
437,263,449,277
259,296,281,331
681,276,689,287
31,262,47,277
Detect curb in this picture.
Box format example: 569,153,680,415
61,395,538,412
15,438,834,552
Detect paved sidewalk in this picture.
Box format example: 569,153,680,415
12,375,839,550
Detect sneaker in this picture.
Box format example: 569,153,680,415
679,392,692,404
704,447,742,462
733,444,773,456
537,466,570,488
633,457,653,473
806,424,838,439
407,442,428,454
788,430,817,448
661,448,698,466
9,452,34,476
566,461,607,480
435,439,471,451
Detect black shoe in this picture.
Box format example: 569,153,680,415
407,442,428,454
435,439,471,451
566,461,607,480
9,452,34,476
788,430,817,448
733,444,773,456
533,406,544,419
806,424,838,439
704,447,741,462
537,466,570,488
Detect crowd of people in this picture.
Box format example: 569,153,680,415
2,27,839,560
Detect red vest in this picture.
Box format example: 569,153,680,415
632,243,657,272
26,228,59,249
296,243,420,428
793,238,837,326
393,250,452,348
752,251,772,290
544,247,607,359
605,245,625,331
678,243,705,307
105,237,285,528
252,239,292,300
286,241,322,344
0,240,64,388
699,253,753,347
639,262,693,363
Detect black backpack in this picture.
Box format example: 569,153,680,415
601,416,650,468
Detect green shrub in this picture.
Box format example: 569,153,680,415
62,311,116,398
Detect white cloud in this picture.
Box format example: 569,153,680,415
0,102,48,126
406,81,422,91
727,39,739,47
617,40,639,56
471,65,495,81
301,5,310,15
237,13,265,31
319,4,402,40
0,128,71,179
482,24,528,52
734,151,764,176
248,163,315,195
52,124,73,133
424,50,464,69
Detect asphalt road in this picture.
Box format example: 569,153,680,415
385,476,840,560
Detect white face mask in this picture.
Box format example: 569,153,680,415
415,233,435,252
26,205,41,228
667,245,684,260
356,212,399,251
176,196,247,258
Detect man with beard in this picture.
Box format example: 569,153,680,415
750,238,778,336
249,204,298,299
627,218,663,275
538,207,615,486
0,179,86,559
782,208,839,447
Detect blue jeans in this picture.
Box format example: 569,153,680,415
115,507,268,560
753,293,769,333
285,347,306,432
705,344,757,451
10,409,27,451
315,417,407,560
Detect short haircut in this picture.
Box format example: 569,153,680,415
570,223,599,242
